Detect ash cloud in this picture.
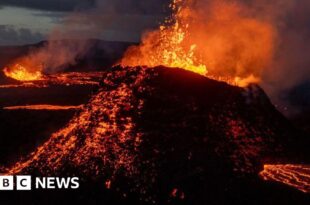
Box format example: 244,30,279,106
206,0,310,115
246,0,310,112
179,0,310,113
200,0,310,114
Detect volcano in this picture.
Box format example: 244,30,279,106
3,66,310,204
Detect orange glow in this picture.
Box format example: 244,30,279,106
3,63,42,81
260,164,310,193
120,0,275,87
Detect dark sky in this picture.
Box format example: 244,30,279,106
0,0,95,11
0,0,169,45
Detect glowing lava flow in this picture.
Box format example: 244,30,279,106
6,68,145,178
3,64,42,81
260,164,310,193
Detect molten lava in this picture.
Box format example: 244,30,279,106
260,164,310,193
3,104,82,111
120,0,275,87
0,71,103,88
3,64,42,81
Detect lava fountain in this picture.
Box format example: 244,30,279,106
120,0,275,87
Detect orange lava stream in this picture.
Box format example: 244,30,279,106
5,70,146,178
259,164,310,193
3,104,82,110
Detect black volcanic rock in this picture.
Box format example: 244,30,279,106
5,66,309,204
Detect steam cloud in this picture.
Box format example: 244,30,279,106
15,0,168,74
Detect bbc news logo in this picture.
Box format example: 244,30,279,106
0,176,79,190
